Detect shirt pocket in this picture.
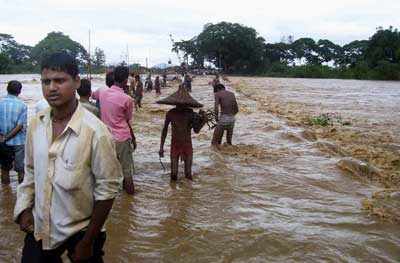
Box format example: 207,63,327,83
53,157,82,191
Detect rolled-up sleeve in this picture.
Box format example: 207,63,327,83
91,133,123,201
14,122,35,221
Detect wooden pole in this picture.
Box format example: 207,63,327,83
88,29,92,80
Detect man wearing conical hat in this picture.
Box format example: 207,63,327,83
158,85,206,181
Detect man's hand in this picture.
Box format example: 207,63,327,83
70,240,93,262
131,137,137,151
159,149,164,158
198,110,207,121
18,208,34,233
0,134,5,143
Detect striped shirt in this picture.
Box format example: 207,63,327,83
0,94,27,146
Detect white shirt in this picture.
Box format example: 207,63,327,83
34,98,49,114
14,103,123,250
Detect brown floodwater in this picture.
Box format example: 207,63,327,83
0,75,399,262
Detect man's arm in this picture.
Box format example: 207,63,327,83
73,132,123,261
1,103,27,143
233,96,239,115
125,98,136,149
71,199,113,261
127,122,136,151
214,94,220,121
14,120,35,229
0,125,22,143
159,114,170,157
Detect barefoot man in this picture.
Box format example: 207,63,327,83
212,84,239,146
158,85,206,181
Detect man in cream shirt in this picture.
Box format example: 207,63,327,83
14,52,123,262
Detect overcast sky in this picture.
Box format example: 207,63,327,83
1,0,399,66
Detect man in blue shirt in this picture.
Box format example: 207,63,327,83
0,80,27,184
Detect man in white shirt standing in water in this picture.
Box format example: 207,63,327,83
14,52,122,262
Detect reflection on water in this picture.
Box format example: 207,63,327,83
0,75,399,262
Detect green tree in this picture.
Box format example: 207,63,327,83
172,37,204,68
340,40,369,67
92,47,106,73
0,33,35,72
197,22,266,72
317,39,343,65
31,32,88,67
0,52,11,73
265,42,293,64
291,38,321,65
173,22,266,73
364,26,400,67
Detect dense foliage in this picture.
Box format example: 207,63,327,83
1,25,400,80
0,32,106,74
172,23,400,80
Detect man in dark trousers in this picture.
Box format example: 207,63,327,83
14,52,123,262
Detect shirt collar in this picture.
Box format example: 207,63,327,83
110,85,125,93
39,101,84,136
6,94,19,99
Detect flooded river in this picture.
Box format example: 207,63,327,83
0,75,399,262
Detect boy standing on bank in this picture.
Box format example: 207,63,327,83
158,85,206,181
14,52,123,262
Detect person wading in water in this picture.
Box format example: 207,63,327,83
158,85,206,181
212,84,239,147
14,52,122,262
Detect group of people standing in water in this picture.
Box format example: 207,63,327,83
0,51,238,262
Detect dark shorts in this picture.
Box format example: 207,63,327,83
171,143,193,159
0,144,24,173
22,231,106,263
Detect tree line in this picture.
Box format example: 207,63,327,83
172,22,400,80
0,32,106,74
2,24,400,80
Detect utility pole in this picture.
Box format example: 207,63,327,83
88,29,92,80
126,44,129,71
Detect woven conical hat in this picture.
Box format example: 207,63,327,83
156,85,203,108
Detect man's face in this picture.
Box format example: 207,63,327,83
41,69,80,108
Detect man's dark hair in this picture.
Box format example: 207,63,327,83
78,79,91,97
106,72,114,87
40,52,79,78
113,66,129,83
215,83,225,92
7,80,22,96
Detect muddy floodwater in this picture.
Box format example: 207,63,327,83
0,75,399,262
